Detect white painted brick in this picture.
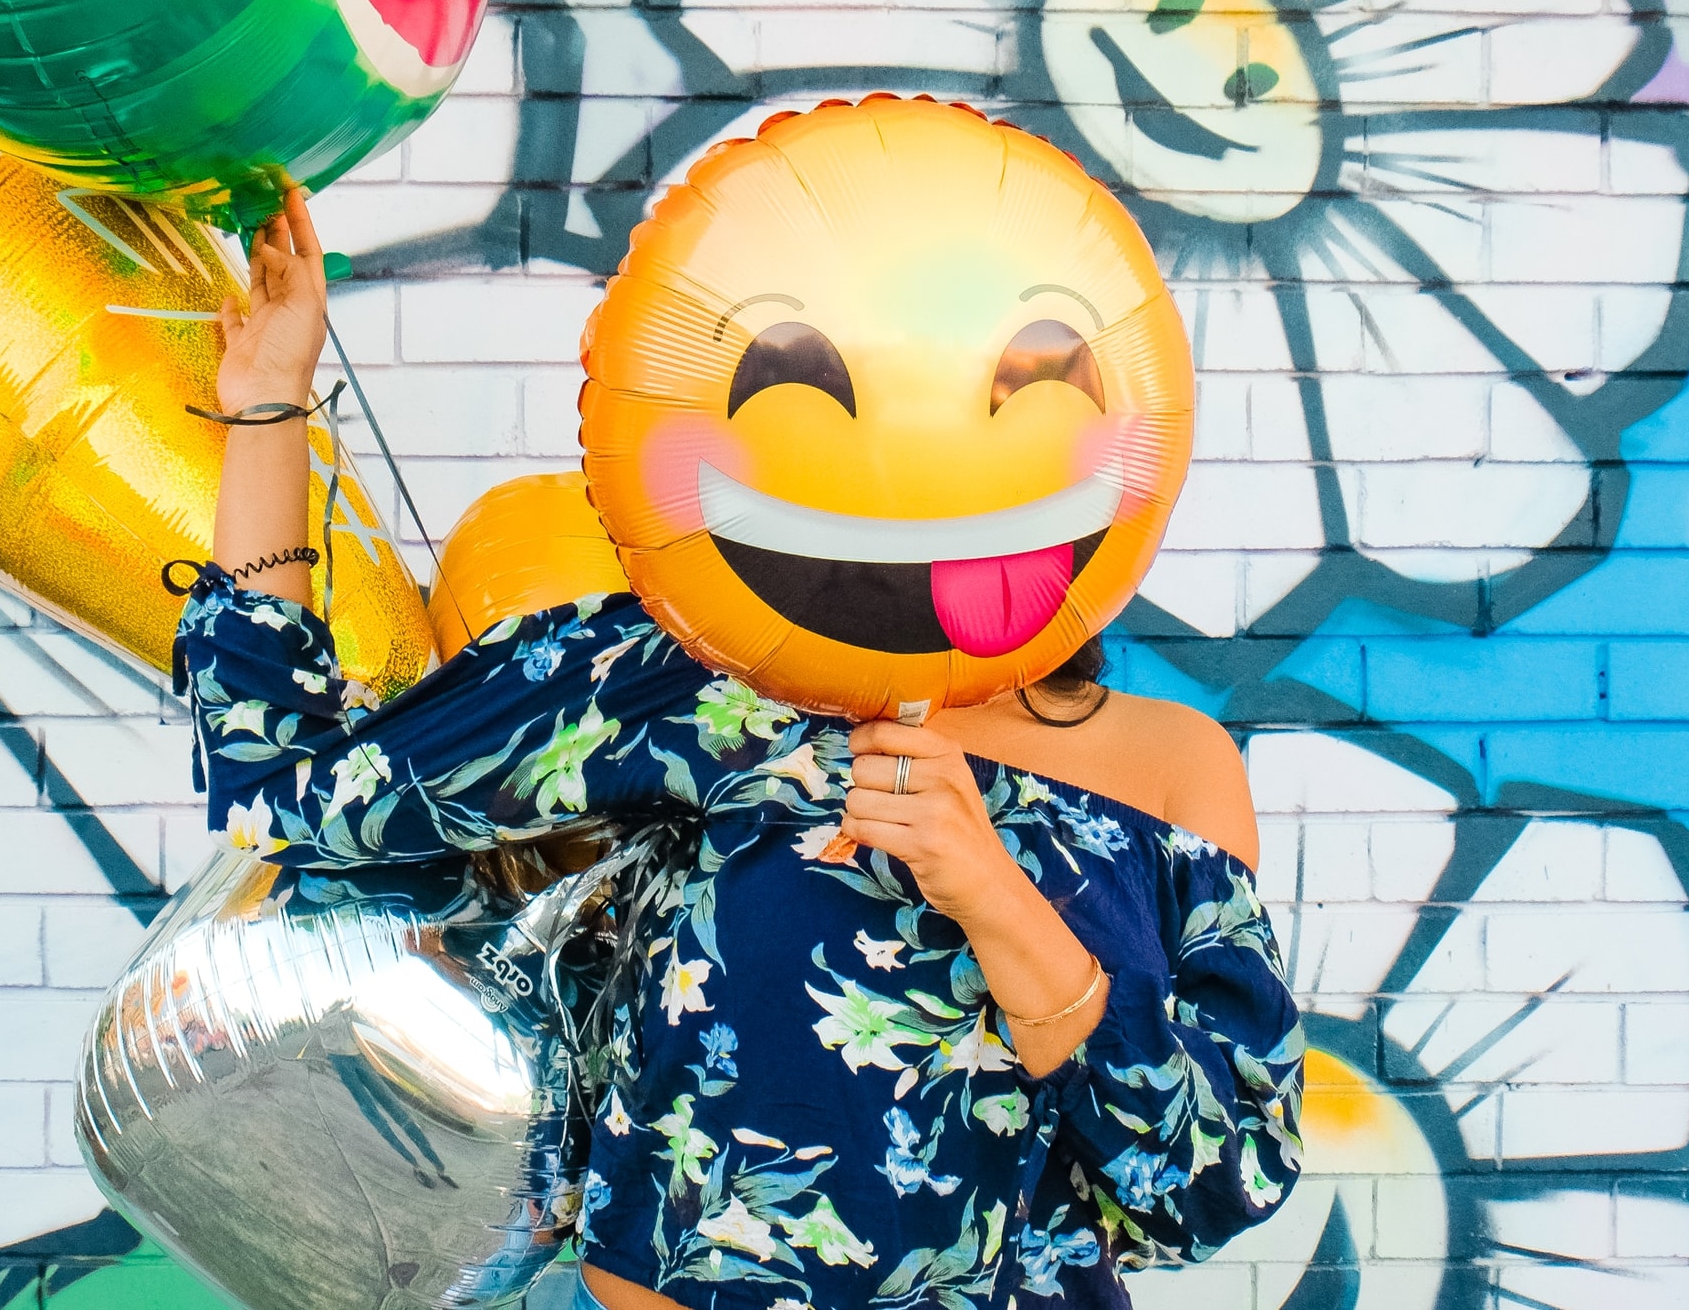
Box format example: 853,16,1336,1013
0,633,163,718
1159,464,1325,552
0,1166,107,1247
1385,995,1621,1085
0,993,101,1081
1487,1189,1613,1259
1344,461,1592,551
1490,195,1686,286
1253,820,1299,905
312,185,509,265
1191,375,1250,461
1374,1178,1451,1258
1322,375,1489,462
0,1085,45,1167
1133,552,1240,639
1177,287,1362,372
453,12,516,95
568,12,689,97
43,901,146,991
0,592,32,626
1488,19,1642,106
401,280,600,365
1273,903,1459,1014
1369,819,1456,903
1501,1087,1689,1159
161,813,218,895
567,98,663,186
40,722,199,808
407,97,523,185
0,812,161,895
390,458,566,548
1301,821,1372,903
315,365,525,458
1248,731,1457,815
1626,1002,1689,1086
322,283,398,366
523,369,588,459
1485,906,1689,993
1242,552,1320,628
0,731,39,805
755,12,1006,76
1473,820,1604,903
1605,826,1685,903
1489,380,1585,462
1319,13,1484,106
1616,1189,1689,1258
1601,287,1679,375
45,1083,79,1168
0,906,42,987
1365,196,1485,285
1366,123,1602,195
1609,135,1689,197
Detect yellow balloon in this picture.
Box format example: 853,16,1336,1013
0,154,434,699
428,471,630,661
581,97,1194,721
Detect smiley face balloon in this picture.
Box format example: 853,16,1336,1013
581,96,1194,721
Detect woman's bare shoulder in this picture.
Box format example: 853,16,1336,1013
1093,692,1260,870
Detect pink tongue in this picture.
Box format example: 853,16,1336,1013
931,544,1073,658
368,0,484,66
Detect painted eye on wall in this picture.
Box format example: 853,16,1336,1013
989,319,1104,416
727,321,857,418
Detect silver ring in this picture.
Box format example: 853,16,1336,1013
893,754,912,796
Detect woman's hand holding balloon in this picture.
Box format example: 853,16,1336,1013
845,721,1110,1077
211,188,327,608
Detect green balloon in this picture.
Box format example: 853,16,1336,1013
0,0,485,230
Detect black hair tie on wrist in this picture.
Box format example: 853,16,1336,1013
185,381,344,426
162,547,320,597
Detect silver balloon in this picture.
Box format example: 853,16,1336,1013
73,834,642,1310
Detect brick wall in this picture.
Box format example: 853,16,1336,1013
4,2,1689,1306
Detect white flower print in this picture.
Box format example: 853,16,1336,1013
972,1090,1031,1137
853,929,906,971
248,603,290,630
339,680,380,713
792,823,858,866
589,635,639,683
761,742,833,801
1016,773,1058,807
807,979,936,1073
779,1194,877,1268
660,950,714,1026
215,794,288,858
696,1195,777,1261
1168,825,1219,860
936,1013,1017,1077
215,699,268,737
603,1089,632,1137
730,1127,788,1150
322,742,391,823
291,669,328,696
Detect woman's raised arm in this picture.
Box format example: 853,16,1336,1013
209,188,328,607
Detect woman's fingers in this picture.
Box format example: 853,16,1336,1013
838,813,910,855
246,222,272,312
216,296,245,346
845,785,916,823
282,188,323,259
850,752,928,795
849,720,952,759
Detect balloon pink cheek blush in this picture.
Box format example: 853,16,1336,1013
638,417,752,538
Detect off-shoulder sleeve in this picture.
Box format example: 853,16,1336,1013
1029,835,1304,1272
172,568,849,869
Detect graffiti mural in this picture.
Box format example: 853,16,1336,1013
2,0,1688,1306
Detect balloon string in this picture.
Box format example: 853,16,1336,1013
322,312,469,638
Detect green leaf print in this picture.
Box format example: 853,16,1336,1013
507,699,620,815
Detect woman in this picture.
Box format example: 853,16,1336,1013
183,192,1303,1309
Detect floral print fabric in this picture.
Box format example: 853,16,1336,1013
174,571,1304,1309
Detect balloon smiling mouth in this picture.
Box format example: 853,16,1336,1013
699,462,1120,657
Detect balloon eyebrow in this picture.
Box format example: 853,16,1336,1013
714,293,807,342
1019,284,1103,331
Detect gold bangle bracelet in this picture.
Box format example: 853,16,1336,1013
999,954,1104,1028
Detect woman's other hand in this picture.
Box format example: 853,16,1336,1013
216,188,327,415
845,719,1109,1077
844,721,1014,922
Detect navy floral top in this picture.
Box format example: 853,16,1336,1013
174,571,1304,1309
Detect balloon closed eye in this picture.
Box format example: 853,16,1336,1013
727,321,857,419
990,319,1105,416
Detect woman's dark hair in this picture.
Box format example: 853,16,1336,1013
1018,634,1109,727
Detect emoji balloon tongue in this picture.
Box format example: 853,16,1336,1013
931,543,1074,658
